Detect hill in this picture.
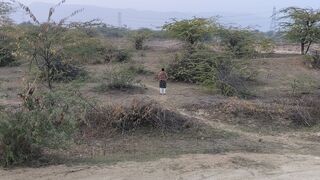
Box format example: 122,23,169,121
11,2,271,30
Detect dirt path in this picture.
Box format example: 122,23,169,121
2,153,320,180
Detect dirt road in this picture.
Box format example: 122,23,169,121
2,153,320,180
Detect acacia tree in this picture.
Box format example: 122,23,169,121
129,28,152,50
0,1,13,25
218,27,257,58
0,2,17,67
11,0,100,89
278,7,320,55
163,17,216,46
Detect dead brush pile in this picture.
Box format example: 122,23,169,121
221,97,287,120
205,95,320,129
289,95,320,127
217,97,291,129
82,100,192,138
220,96,320,128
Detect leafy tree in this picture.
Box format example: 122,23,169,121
278,7,320,55
218,27,257,58
163,17,216,46
129,28,152,50
0,1,13,25
12,0,100,89
0,26,19,67
256,38,275,54
0,2,17,67
97,24,129,38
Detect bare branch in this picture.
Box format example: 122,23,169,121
47,0,66,23
10,0,39,24
58,8,84,26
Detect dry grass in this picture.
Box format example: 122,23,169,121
81,99,193,138
290,95,320,127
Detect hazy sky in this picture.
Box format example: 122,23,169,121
16,0,320,14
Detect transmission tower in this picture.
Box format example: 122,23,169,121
118,12,123,28
270,6,278,32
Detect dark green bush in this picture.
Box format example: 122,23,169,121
94,65,145,92
0,48,16,67
104,47,132,63
114,49,132,62
106,67,135,89
38,59,87,83
0,89,90,167
168,50,255,96
128,64,153,75
0,28,18,67
96,25,129,38
218,28,258,58
130,29,151,50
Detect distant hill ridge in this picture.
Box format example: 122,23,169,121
11,2,271,31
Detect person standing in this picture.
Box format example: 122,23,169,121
157,68,168,95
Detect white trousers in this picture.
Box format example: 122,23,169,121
160,88,166,94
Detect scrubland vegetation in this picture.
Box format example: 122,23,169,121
1,2,320,178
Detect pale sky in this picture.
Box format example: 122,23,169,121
15,0,320,14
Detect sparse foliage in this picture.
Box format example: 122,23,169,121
0,2,13,25
12,0,100,88
0,86,91,167
0,27,18,67
95,65,143,92
163,17,216,46
278,7,320,55
218,27,257,58
304,51,320,69
129,28,152,50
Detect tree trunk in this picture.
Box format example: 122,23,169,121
305,41,312,55
48,73,52,89
301,42,305,55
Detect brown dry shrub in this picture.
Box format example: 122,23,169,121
221,97,286,120
290,96,320,127
82,99,192,138
219,96,320,128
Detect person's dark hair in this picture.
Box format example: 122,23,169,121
161,68,165,71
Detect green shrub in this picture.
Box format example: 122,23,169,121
96,25,129,38
0,88,91,167
104,47,132,63
94,65,146,92
304,52,320,69
128,64,153,75
114,49,132,62
94,65,143,92
218,28,258,58
38,59,87,82
168,50,255,96
0,28,18,67
129,29,152,50
106,67,135,89
0,49,16,67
